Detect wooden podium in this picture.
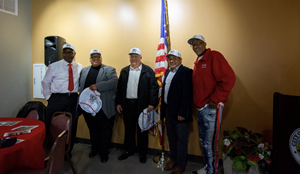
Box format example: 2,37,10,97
272,92,300,173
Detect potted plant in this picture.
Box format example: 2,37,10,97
220,127,272,174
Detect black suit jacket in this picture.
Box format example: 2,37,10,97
161,65,193,124
116,63,159,114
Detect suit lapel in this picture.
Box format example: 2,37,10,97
96,64,105,82
170,65,183,87
80,66,90,91
162,70,170,100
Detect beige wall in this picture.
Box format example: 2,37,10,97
0,0,31,117
31,0,300,156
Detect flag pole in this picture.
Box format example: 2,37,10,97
153,0,172,169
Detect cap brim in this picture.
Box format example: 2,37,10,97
129,53,141,55
188,38,197,45
166,54,180,58
188,38,206,45
63,47,74,51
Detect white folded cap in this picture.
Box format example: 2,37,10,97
166,50,181,58
79,88,102,116
129,47,142,56
187,34,206,45
90,49,101,55
62,43,75,51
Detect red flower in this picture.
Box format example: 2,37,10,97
255,155,260,161
235,149,242,155
225,144,231,149
266,160,271,165
249,155,255,162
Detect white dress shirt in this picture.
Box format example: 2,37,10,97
42,59,82,100
197,55,204,62
126,64,142,99
164,65,181,104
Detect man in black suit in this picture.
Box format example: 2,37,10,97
116,47,159,163
161,50,193,174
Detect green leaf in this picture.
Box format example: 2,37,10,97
247,160,258,166
226,145,233,154
232,133,239,140
233,156,247,171
239,155,246,160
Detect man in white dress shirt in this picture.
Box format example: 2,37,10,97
42,43,82,156
116,48,159,163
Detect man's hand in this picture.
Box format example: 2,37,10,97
116,105,123,114
89,84,97,91
178,116,185,121
209,99,217,109
147,105,154,113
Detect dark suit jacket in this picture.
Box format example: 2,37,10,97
161,65,193,124
116,63,159,114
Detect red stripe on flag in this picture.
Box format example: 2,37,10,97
157,43,165,50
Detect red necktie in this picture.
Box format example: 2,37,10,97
68,64,74,91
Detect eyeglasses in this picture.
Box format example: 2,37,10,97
190,41,204,48
91,56,101,59
62,51,74,55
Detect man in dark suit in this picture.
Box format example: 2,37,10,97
161,50,193,174
78,49,118,163
116,47,159,163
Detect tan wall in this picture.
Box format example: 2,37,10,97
31,0,300,157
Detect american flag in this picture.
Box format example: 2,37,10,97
152,0,170,146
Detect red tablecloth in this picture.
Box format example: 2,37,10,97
0,118,46,174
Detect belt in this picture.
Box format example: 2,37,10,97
126,98,138,102
52,93,78,96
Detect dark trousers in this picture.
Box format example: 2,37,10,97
123,99,148,155
46,93,78,154
82,109,115,156
165,107,189,169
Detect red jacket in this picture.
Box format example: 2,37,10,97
192,48,236,109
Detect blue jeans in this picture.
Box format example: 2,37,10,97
197,104,223,174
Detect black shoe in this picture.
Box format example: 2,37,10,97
118,151,134,160
101,155,109,163
140,154,147,163
89,150,98,158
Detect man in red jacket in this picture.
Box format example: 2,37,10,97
188,35,236,174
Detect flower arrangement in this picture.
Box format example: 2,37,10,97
220,127,272,174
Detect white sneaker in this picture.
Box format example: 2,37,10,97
191,165,207,174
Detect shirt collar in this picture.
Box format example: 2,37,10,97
63,59,74,66
197,55,204,61
130,63,142,71
169,64,181,72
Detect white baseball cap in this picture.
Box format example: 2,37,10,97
62,43,75,51
79,88,102,116
90,49,101,55
187,34,206,45
129,47,142,56
166,50,181,58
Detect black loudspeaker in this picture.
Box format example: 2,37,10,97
44,36,66,66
